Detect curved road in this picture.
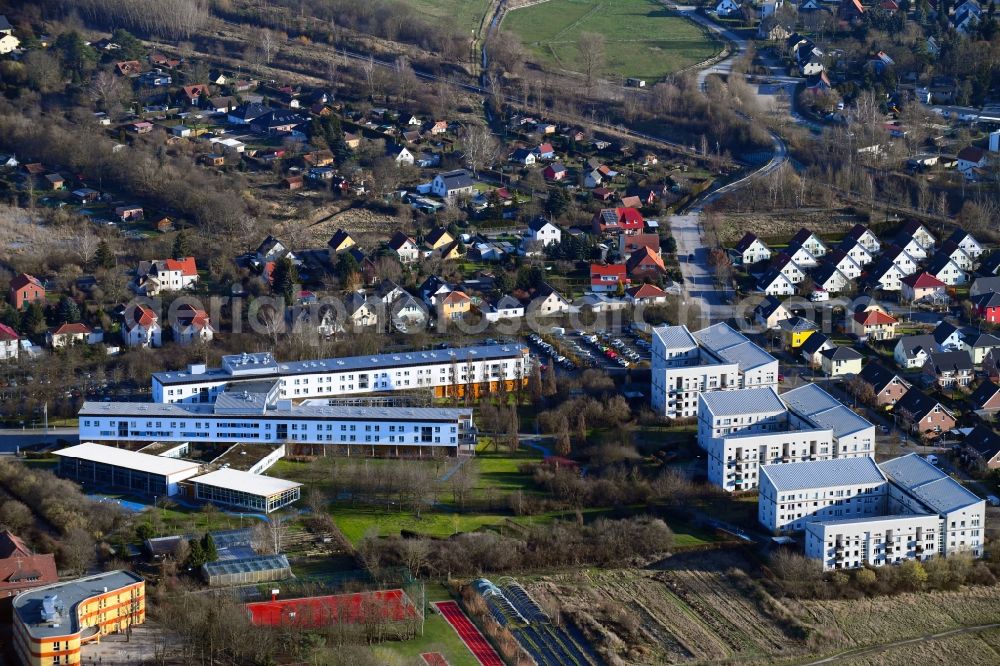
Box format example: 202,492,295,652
663,5,792,325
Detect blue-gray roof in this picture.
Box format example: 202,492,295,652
813,513,937,528
692,322,749,351
653,325,698,350
760,456,885,492
711,340,777,372
153,344,526,385
699,386,784,418
880,454,983,514
780,383,841,416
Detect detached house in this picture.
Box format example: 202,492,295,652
172,304,214,345
9,273,45,310
852,307,898,341
973,291,1000,324
591,207,644,235
133,257,199,296
387,232,420,264
529,284,572,316
845,224,881,254
626,283,669,305
863,258,905,293
482,294,525,322
46,323,93,349
962,424,1000,470
757,269,795,296
784,242,819,269
824,249,863,280
424,227,454,251
838,237,874,267
882,244,919,275
938,242,975,272
770,253,807,284
122,305,161,348
946,229,984,260
526,218,561,248
790,228,828,258
894,334,937,370
857,362,911,407
811,263,850,294
896,389,956,440
590,264,629,293
901,272,947,303
961,331,1000,366
798,333,834,368
755,295,792,329
0,322,17,361
435,290,472,321
925,253,966,286
924,350,974,389
897,220,936,252
327,229,356,254
957,145,988,178
820,346,863,377
971,276,1000,298
732,232,772,265
626,247,666,280
431,170,475,202
970,381,1000,416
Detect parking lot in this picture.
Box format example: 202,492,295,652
524,327,651,373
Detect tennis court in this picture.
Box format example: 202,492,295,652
247,589,417,627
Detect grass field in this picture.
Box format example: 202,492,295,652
503,0,720,80
401,0,493,34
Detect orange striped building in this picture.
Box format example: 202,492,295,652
12,570,145,666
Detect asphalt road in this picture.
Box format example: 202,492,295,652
0,427,78,453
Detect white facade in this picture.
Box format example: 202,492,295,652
738,238,771,265
123,319,162,349
805,514,942,570
708,428,836,492
758,457,887,533
527,220,561,247
152,345,528,404
0,335,18,361
79,400,475,451
651,323,777,420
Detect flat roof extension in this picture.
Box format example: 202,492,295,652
54,442,201,477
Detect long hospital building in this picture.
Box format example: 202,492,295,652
80,379,476,453
151,344,529,404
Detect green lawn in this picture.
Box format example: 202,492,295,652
330,504,533,544
503,0,720,80
370,613,481,666
401,0,493,34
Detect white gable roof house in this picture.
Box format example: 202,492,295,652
525,218,562,247
715,0,742,15
839,237,874,267
786,244,819,269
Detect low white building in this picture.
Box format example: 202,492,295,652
0,323,19,361
54,442,202,496
652,323,778,420
191,468,301,513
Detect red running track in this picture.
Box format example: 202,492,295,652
433,601,504,666
421,652,450,666
247,589,416,627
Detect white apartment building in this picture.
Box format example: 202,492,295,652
805,514,942,570
881,454,985,559
652,323,777,419
697,383,876,492
698,386,826,492
760,453,985,570
80,383,476,453
780,384,876,458
151,344,529,404
758,457,888,533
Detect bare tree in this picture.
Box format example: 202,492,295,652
459,123,500,177
75,232,100,267
577,32,606,93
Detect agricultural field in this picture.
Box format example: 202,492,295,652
525,550,1000,665
400,0,493,34
502,0,720,81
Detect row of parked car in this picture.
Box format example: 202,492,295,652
581,333,636,368
526,334,580,370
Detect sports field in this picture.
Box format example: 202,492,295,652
403,0,493,34
246,589,417,627
503,0,720,80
